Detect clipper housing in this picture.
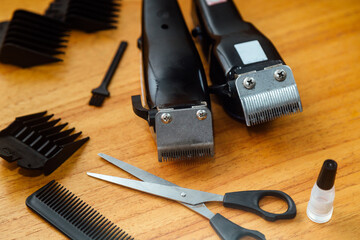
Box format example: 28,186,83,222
0,111,89,175
45,0,121,33
192,0,302,126
0,10,69,68
132,0,214,162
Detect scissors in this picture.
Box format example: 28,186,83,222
88,153,296,240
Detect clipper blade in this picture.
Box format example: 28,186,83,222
45,0,121,33
0,10,69,68
235,65,302,126
155,106,214,162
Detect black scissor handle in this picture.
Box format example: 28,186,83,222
223,190,296,221
210,213,265,240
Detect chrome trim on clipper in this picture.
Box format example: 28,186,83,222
155,105,214,162
235,65,302,126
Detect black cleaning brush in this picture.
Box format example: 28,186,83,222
89,41,128,107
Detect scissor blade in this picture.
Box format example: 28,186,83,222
98,153,173,186
87,172,223,205
97,154,216,219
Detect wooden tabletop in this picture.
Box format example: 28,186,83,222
1,0,359,239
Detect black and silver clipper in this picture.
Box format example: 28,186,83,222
132,0,214,162
192,0,302,126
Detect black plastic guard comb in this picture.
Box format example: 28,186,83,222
26,180,134,240
0,10,69,68
0,111,89,175
45,0,121,33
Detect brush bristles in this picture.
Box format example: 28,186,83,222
29,180,133,240
89,94,106,107
242,85,302,126
160,148,213,162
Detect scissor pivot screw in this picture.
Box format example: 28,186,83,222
243,77,256,89
180,192,187,197
161,113,172,124
274,69,287,81
196,110,207,120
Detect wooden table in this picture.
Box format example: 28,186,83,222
1,0,359,239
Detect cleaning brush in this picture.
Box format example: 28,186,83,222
0,10,69,68
45,0,121,33
89,41,128,107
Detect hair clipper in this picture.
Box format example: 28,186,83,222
132,0,214,162
191,0,302,126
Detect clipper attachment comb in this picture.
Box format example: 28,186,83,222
27,180,134,240
0,111,89,175
45,0,121,33
0,10,69,68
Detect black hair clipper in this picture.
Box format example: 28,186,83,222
132,0,214,162
192,0,302,126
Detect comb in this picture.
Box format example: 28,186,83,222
192,0,302,126
45,0,121,33
0,111,89,175
26,180,134,240
0,10,69,68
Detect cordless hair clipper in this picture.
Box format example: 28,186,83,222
192,0,302,126
132,0,214,162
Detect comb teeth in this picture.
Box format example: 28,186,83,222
242,85,302,126
26,180,134,240
0,10,69,68
45,0,121,33
0,111,89,175
160,148,213,162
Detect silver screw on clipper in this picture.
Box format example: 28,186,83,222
243,77,256,89
274,69,287,81
180,192,187,197
196,110,207,120
161,113,172,124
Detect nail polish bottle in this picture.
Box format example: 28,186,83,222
307,159,337,223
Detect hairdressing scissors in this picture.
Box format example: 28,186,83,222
88,153,296,240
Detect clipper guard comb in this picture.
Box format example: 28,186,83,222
0,10,69,68
132,0,214,162
26,180,134,240
45,0,121,33
192,0,302,126
0,111,89,175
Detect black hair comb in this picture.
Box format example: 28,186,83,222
26,180,134,240
45,0,121,33
0,111,89,175
0,10,69,68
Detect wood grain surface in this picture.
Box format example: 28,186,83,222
1,0,359,239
